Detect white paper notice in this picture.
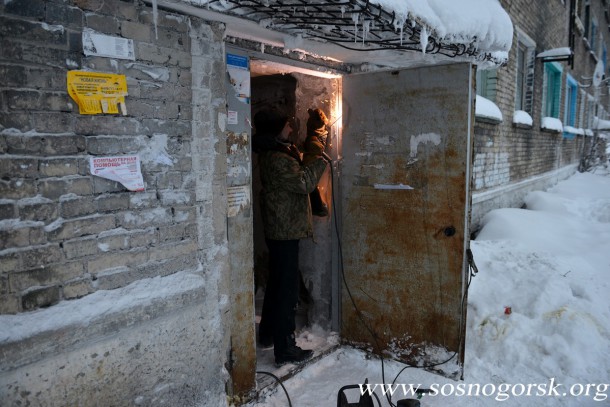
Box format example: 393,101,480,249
83,28,135,60
90,155,145,191
228,110,238,125
227,185,250,217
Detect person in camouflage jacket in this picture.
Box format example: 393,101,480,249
253,108,328,365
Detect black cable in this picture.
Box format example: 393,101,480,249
256,371,293,407
327,159,397,407
372,391,382,407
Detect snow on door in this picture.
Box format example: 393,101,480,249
340,63,474,378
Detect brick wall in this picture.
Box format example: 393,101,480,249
1,0,231,404
0,0,220,314
473,0,610,201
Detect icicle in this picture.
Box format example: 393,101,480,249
362,20,370,44
341,6,345,18
261,43,265,53
392,17,405,46
152,0,158,40
352,13,359,43
399,24,403,46
420,26,429,54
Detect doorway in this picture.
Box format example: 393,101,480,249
249,60,343,374
225,49,475,399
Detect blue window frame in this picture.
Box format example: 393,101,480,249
544,62,562,118
564,75,578,139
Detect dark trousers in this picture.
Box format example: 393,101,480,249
259,239,300,355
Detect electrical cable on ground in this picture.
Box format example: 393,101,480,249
255,371,293,407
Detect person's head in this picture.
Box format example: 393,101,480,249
254,108,291,140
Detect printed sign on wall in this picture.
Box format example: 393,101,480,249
67,71,128,115
90,155,145,192
226,53,250,104
82,28,135,60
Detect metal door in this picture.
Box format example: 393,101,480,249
340,63,474,377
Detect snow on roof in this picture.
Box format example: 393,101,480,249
373,0,513,53
182,0,513,67
536,47,573,58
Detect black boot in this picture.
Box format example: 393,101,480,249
275,335,313,365
258,331,274,349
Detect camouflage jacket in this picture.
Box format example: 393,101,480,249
259,144,327,240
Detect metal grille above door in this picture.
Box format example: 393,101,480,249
203,0,494,61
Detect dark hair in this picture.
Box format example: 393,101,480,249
253,108,288,137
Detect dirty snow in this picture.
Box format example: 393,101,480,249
0,271,205,343
245,169,610,407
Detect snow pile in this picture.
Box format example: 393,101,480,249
247,169,610,406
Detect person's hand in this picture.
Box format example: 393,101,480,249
316,132,327,147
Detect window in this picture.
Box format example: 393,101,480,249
565,75,578,127
514,29,536,114
582,1,600,56
564,75,579,138
590,18,598,51
476,69,497,101
584,1,590,37
543,62,563,118
579,89,587,128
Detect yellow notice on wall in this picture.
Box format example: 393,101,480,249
67,71,128,115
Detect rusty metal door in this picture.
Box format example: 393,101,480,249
340,63,474,376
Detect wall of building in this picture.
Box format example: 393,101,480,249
472,0,610,230
0,0,231,404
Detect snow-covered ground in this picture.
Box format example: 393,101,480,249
245,168,610,407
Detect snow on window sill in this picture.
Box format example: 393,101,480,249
475,95,503,124
563,126,585,138
476,116,502,125
541,117,563,133
513,110,533,128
